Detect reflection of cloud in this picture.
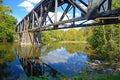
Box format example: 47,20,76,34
40,47,71,63
40,47,87,64
40,47,88,76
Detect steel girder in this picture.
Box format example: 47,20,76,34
16,0,120,33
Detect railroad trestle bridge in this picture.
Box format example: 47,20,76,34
16,0,120,45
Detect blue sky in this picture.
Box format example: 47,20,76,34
3,0,88,24
3,0,41,22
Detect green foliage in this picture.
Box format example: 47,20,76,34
41,28,92,44
93,72,120,80
87,0,120,61
112,0,120,9
41,31,52,44
0,0,17,42
0,43,16,79
40,42,86,57
73,72,120,80
17,72,120,80
88,25,120,61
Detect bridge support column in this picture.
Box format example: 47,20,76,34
20,31,42,46
33,31,42,46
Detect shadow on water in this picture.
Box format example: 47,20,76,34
0,42,88,79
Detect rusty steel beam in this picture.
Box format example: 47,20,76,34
68,0,87,15
16,0,120,33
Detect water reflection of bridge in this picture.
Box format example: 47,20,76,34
16,45,63,77
16,43,89,77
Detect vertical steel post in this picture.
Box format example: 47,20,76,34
54,0,58,23
24,19,25,31
22,22,24,31
88,0,93,9
32,12,35,29
20,24,21,32
27,16,29,30
19,25,20,32
40,5,43,20
18,25,19,32
108,0,112,10
39,5,43,27
73,5,75,26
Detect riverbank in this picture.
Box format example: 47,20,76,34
73,71,120,80
20,71,120,80
57,41,87,44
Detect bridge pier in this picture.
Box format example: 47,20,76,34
20,31,42,46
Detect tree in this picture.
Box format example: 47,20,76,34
0,0,17,42
64,29,78,41
112,0,120,9
88,25,120,61
41,31,52,44
87,0,120,61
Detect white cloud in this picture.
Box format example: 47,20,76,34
18,0,41,12
18,1,34,12
27,0,41,4
48,12,71,23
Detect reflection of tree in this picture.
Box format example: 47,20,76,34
0,43,16,79
16,45,41,59
41,43,86,56
0,50,15,63
63,43,86,54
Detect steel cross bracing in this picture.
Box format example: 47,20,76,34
16,0,120,33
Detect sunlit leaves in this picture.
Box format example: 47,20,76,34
88,25,120,61
0,0,17,42
112,0,120,9
41,28,92,44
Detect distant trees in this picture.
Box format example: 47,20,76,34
0,0,17,42
41,28,92,44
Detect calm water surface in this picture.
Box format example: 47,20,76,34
0,42,89,79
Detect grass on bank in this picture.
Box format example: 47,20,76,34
18,72,120,80
73,72,120,80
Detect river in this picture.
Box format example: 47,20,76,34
0,42,95,79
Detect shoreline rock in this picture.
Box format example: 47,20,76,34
84,60,119,74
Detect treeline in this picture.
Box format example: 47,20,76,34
0,0,17,42
41,23,120,61
41,28,92,44
88,25,120,61
87,0,120,61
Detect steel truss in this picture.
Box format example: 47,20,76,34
16,0,120,33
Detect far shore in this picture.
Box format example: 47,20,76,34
57,41,87,44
